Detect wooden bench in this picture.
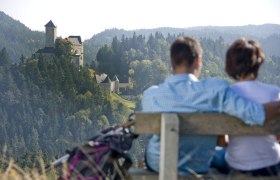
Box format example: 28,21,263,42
130,112,280,180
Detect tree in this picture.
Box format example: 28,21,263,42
0,48,11,67
96,45,114,76
55,39,73,58
129,59,169,94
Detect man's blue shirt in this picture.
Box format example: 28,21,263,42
142,74,265,175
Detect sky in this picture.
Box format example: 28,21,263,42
0,0,280,39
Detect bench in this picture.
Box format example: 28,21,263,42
130,112,280,180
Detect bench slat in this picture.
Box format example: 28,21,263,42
135,113,280,135
129,168,280,180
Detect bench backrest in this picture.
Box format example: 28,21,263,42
134,112,280,135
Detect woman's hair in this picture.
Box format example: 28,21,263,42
225,38,265,80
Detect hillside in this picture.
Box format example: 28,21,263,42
110,93,135,109
0,11,44,63
84,24,280,64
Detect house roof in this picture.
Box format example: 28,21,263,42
45,20,56,28
113,75,119,81
102,76,111,83
36,47,56,54
68,36,82,44
94,73,108,83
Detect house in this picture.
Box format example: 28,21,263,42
94,73,133,94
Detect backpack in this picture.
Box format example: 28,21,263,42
52,119,137,180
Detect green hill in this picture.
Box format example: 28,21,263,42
110,93,135,109
0,11,44,63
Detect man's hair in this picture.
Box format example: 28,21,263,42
170,37,203,67
225,38,265,80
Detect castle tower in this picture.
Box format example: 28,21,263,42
45,20,57,48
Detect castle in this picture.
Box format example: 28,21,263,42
34,21,132,94
35,20,83,67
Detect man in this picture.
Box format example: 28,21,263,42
142,37,280,175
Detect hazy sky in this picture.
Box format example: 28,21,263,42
0,0,280,39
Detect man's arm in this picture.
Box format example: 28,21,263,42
263,101,280,122
141,87,157,112
221,87,265,125
222,87,280,125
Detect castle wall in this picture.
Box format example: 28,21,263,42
34,52,55,61
79,55,83,67
72,44,83,54
72,55,83,67
73,56,80,67
73,45,83,67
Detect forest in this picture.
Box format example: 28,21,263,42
93,32,280,95
0,44,134,168
0,10,280,169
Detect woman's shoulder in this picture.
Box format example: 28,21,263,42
231,81,280,101
231,81,279,90
254,81,280,92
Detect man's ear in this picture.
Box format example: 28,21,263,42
194,57,202,68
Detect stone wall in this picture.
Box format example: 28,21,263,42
45,27,57,48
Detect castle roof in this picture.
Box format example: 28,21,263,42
36,47,56,54
68,36,82,44
45,20,56,27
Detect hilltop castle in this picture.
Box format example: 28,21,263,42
35,20,83,67
34,21,132,94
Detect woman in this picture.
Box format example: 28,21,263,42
223,38,280,176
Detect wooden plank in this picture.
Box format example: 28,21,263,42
129,168,280,180
159,113,179,180
134,112,280,135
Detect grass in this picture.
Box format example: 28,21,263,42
0,159,58,180
110,93,136,109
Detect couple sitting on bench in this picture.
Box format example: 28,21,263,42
141,37,280,176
